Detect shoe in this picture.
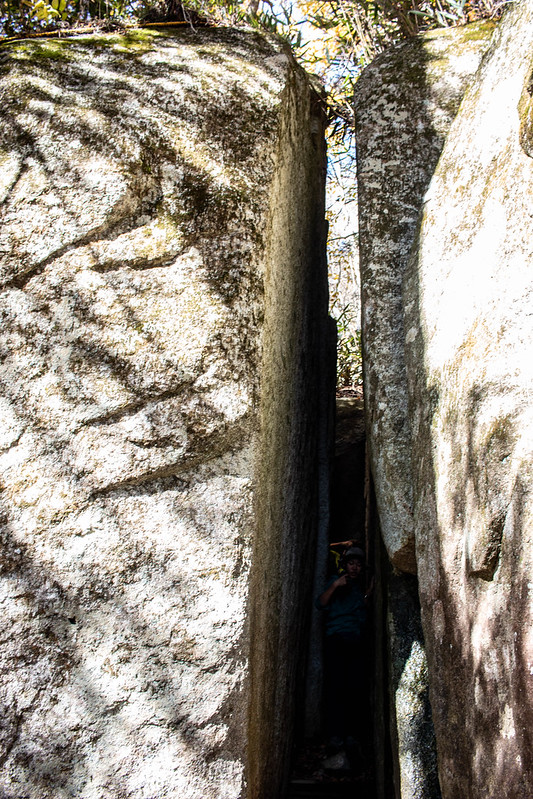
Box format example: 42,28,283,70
322,749,350,771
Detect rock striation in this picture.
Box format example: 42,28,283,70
0,28,328,799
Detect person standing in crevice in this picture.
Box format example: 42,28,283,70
316,546,370,770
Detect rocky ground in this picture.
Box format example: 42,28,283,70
289,738,375,798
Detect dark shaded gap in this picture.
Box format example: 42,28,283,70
288,398,387,799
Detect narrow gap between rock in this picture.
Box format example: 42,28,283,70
288,396,390,799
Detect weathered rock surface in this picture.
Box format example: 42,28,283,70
355,22,496,799
0,28,327,798
385,570,440,799
355,21,496,574
404,2,533,796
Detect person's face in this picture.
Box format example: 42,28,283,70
346,558,363,579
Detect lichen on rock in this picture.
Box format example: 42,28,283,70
0,27,328,799
402,2,533,796
354,20,495,577
353,13,533,799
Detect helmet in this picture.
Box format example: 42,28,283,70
342,546,365,563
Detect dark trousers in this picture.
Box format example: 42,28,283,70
324,632,365,745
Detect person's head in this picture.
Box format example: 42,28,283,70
342,546,365,579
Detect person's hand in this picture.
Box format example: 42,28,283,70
318,572,351,606
330,539,355,550
334,574,350,588
365,577,375,601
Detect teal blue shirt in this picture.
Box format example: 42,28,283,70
316,574,366,637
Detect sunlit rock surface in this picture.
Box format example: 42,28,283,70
404,3,533,796
0,28,327,799
354,21,496,799
355,21,495,574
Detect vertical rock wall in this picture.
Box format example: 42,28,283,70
357,4,533,798
404,3,533,796
355,21,495,799
355,21,495,575
246,51,328,798
0,28,327,799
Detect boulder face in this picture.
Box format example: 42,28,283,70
404,3,533,797
354,21,496,574
355,22,495,799
0,28,327,799
358,6,533,797
385,570,440,799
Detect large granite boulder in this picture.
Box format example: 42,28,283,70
355,21,496,799
404,2,533,796
0,28,328,799
355,20,496,574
